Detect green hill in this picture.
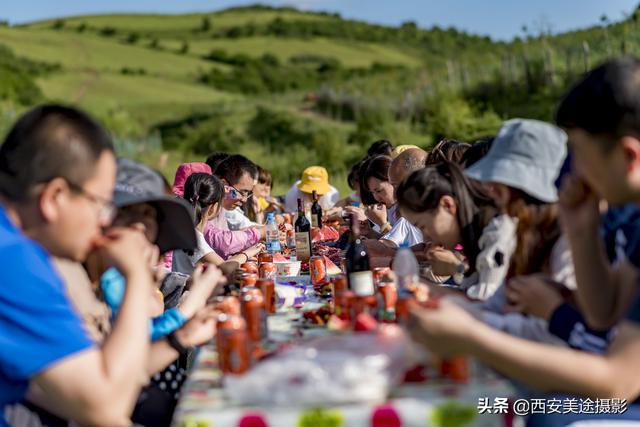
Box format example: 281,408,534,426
1,3,638,193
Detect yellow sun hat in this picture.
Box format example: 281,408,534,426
297,166,331,195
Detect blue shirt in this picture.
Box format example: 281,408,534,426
0,205,93,423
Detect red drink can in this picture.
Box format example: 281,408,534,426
240,261,259,275
372,267,391,287
212,295,241,316
310,256,327,285
216,314,250,374
332,275,347,296
258,253,273,264
440,355,469,383
256,278,276,314
240,273,258,288
259,262,277,280
334,290,355,321
395,290,414,324
241,291,268,343
378,281,398,311
351,295,377,318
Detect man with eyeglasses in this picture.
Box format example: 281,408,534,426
214,154,260,230
0,105,155,426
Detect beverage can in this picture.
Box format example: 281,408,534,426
258,253,273,264
310,256,327,285
241,292,268,343
256,278,276,314
216,314,250,374
240,261,259,275
240,273,258,288
211,295,241,316
258,262,277,280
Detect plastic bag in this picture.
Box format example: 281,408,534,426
224,325,412,406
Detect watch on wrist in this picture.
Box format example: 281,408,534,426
167,331,191,355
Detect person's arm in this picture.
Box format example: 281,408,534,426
560,174,639,329
469,320,640,399
566,225,638,329
146,305,219,375
204,224,262,259
33,266,153,426
408,299,640,400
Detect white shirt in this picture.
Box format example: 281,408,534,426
224,207,256,230
172,230,214,275
284,181,340,213
381,217,424,247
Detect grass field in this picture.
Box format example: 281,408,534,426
25,10,332,35
0,26,223,79
37,71,238,121
175,36,423,68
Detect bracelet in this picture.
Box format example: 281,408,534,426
167,331,191,355
241,252,249,263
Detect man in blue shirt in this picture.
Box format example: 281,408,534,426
0,105,156,426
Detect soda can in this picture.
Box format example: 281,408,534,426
440,355,469,383
332,275,348,296
241,291,268,343
240,273,258,288
256,278,276,314
351,295,377,318
259,262,277,280
216,314,250,374
395,289,414,325
334,290,355,321
240,261,259,275
378,281,398,311
258,252,273,264
310,256,327,285
372,267,391,287
211,295,241,316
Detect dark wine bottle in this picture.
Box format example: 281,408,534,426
311,190,322,228
345,214,374,296
294,198,312,261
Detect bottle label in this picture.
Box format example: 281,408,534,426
311,216,319,228
267,239,281,253
295,232,311,261
349,271,375,296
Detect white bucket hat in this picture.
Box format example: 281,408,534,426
464,119,568,203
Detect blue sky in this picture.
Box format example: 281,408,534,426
2,0,638,41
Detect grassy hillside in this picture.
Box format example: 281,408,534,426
2,3,638,194
0,26,222,79
25,9,332,36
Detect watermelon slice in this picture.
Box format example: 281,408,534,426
354,312,378,332
272,253,288,263
312,226,340,243
322,255,342,275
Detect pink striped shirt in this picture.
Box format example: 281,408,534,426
203,212,261,259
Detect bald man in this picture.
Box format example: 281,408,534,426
381,148,427,247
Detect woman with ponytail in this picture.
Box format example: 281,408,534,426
172,173,262,275
396,160,506,299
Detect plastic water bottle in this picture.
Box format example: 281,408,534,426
392,243,419,290
265,213,281,253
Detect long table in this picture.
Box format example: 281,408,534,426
172,276,517,427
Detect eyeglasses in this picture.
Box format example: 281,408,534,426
66,180,117,224
227,184,253,200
